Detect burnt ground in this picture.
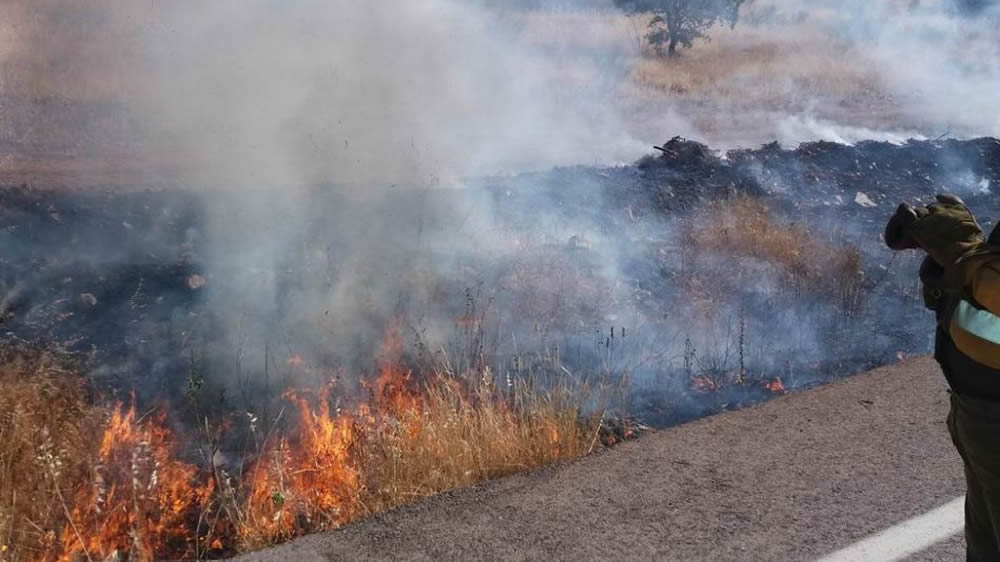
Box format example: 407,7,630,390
239,356,966,562
4,137,1000,421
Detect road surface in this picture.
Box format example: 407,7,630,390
241,357,967,561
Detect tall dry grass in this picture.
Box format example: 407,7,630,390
0,348,104,562
356,374,604,515
0,341,617,560
225,367,611,555
683,194,864,314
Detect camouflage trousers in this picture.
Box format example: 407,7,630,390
948,392,1000,562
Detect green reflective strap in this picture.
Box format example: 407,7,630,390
954,300,1000,345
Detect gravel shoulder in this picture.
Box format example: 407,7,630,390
241,357,965,562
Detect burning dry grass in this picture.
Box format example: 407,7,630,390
0,331,617,561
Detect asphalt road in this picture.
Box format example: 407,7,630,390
241,357,967,561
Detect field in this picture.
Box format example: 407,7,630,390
2,0,999,560
4,1,994,185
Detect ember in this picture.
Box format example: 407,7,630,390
764,378,786,394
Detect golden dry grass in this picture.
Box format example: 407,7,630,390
0,352,104,562
356,375,604,515
624,24,887,107
511,5,899,123
226,368,610,554
683,194,864,313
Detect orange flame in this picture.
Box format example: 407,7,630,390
42,320,625,560
57,402,212,562
240,386,362,545
764,377,786,393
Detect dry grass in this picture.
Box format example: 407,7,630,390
0,350,104,562
225,366,609,555
624,24,887,108
683,194,864,313
357,374,602,515
509,7,892,109
0,339,615,560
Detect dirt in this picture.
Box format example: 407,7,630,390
239,356,965,562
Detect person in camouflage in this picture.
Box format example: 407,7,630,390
886,194,1000,561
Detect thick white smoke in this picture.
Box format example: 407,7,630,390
107,0,656,378
139,0,644,187
6,0,1000,394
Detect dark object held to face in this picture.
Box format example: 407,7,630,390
884,194,985,267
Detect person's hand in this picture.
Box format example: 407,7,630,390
884,194,985,267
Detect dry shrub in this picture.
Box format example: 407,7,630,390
225,336,611,553
683,194,863,313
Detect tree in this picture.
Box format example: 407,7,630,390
615,0,749,57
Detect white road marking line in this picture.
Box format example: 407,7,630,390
817,496,965,562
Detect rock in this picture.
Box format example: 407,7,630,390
186,274,206,290
854,192,877,207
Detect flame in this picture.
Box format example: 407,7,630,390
57,402,213,562
691,374,719,392
48,325,416,561
241,386,362,545
286,354,306,369
372,321,420,414
764,377,786,393
40,320,625,560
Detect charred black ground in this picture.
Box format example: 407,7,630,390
3,137,1000,427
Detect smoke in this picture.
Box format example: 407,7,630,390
139,0,647,185
5,0,1000,418
99,0,661,384
826,0,1000,139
